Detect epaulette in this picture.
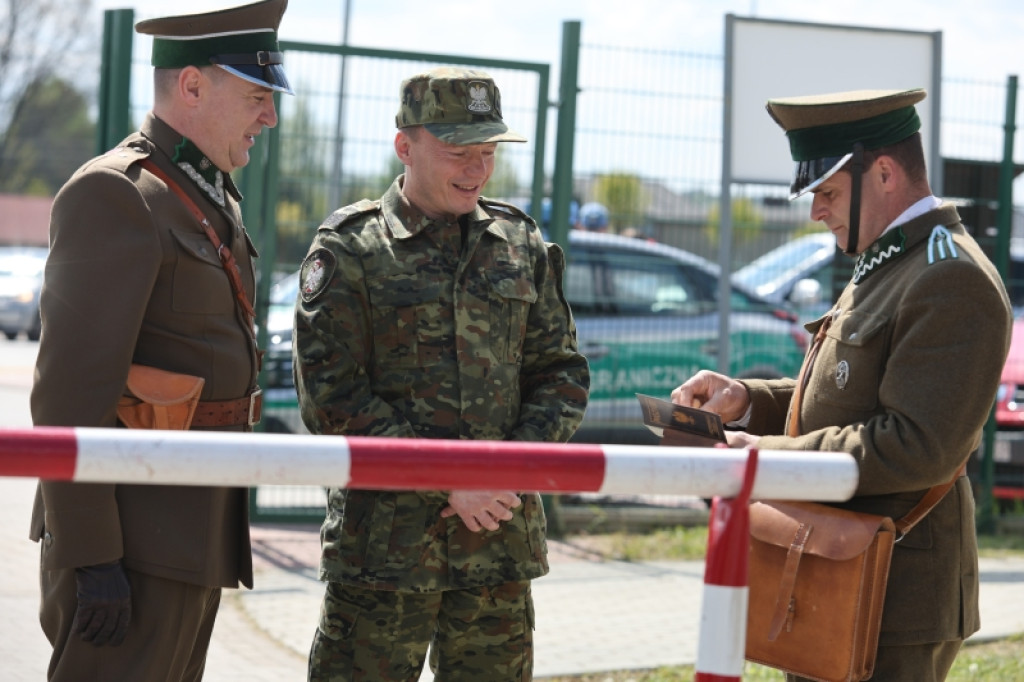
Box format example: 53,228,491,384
926,225,959,265
480,197,536,226
319,199,380,232
89,144,152,174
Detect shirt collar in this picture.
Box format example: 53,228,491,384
881,195,941,237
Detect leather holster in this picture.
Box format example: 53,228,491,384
116,364,205,430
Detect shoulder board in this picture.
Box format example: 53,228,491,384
88,145,152,174
319,199,380,232
926,225,960,265
480,197,534,223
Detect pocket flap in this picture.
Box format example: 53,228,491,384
825,311,888,347
487,269,538,303
750,500,895,561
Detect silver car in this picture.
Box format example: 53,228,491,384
0,246,47,341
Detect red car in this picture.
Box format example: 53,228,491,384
989,314,1024,503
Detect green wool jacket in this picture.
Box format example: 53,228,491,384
294,177,590,592
743,203,1012,646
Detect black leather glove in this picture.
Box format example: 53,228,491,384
72,560,132,646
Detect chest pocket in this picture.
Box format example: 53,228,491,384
170,230,233,315
486,268,538,364
367,279,443,368
810,310,889,414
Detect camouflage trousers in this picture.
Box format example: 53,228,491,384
308,579,534,682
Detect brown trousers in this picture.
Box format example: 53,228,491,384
40,563,221,682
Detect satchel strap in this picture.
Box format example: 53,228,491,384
787,310,965,538
140,159,257,329
767,521,812,641
786,315,832,439
893,461,966,540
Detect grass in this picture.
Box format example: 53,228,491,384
539,635,1024,680
541,523,1024,681
559,520,1024,563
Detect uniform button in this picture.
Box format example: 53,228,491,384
44,532,53,547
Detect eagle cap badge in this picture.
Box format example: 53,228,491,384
466,81,492,113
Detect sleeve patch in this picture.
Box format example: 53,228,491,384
299,248,337,303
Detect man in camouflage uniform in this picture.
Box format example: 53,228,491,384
293,67,590,681
671,89,1012,681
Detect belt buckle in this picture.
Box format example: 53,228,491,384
248,389,263,427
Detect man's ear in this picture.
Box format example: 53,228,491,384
394,131,412,165
178,66,204,106
875,155,897,187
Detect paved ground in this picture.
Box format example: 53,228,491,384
3,338,1024,680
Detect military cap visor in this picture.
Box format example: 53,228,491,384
423,121,527,145
767,88,926,198
136,0,293,95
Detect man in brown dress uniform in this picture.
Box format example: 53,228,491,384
671,89,1012,681
28,2,292,680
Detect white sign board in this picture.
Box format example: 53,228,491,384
726,16,941,188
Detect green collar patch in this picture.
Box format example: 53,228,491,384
852,227,907,284
172,137,225,206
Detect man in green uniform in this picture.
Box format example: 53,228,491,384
294,67,590,681
671,89,1012,681
29,2,292,680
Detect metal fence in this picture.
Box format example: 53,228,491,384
100,13,1021,522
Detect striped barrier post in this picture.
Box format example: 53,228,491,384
695,446,758,681
0,427,859,501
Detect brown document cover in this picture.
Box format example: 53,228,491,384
636,393,727,446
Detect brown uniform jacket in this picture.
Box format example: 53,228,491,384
742,203,1012,646
29,113,258,589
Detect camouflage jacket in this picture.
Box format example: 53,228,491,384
293,176,590,591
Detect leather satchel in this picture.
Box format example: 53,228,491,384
116,364,205,431
744,312,964,681
745,500,895,682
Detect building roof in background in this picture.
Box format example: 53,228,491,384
0,194,52,246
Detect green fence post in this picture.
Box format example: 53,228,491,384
979,74,1019,534
549,21,581,255
96,9,134,154
545,21,582,539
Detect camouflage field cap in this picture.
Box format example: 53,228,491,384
135,0,293,95
395,67,526,145
766,88,926,199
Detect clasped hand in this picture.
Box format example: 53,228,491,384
442,490,522,532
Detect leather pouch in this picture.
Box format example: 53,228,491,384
116,364,205,431
745,500,895,682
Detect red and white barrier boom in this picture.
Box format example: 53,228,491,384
0,427,857,501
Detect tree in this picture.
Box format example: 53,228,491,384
704,196,765,245
0,0,98,194
592,172,647,231
0,0,97,131
0,76,94,195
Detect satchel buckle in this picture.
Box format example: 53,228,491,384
248,389,263,427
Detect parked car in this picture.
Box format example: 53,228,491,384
732,232,847,323
0,246,47,341
261,230,807,444
987,312,1024,505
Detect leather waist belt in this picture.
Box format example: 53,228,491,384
191,389,262,427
